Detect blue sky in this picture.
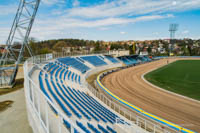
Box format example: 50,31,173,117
0,0,200,43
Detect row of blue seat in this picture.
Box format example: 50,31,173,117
76,57,85,63
55,61,69,69
139,56,152,62
126,57,138,64
58,57,90,73
58,80,91,120
40,71,118,133
77,91,118,122
47,63,81,84
73,89,115,124
62,84,100,122
104,56,119,64
118,56,139,65
39,57,126,133
76,121,90,133
39,72,81,132
62,68,81,84
51,78,82,119
68,86,109,123
80,56,107,67
118,55,152,66
39,72,52,101
43,63,127,124
87,123,100,133
44,74,72,117
50,74,122,126
98,55,104,60
77,90,127,125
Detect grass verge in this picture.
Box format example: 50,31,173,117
144,60,200,101
0,78,24,96
0,100,14,112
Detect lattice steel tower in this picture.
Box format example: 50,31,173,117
169,23,178,54
0,0,40,87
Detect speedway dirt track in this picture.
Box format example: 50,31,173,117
101,58,200,132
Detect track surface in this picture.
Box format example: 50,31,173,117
101,58,200,132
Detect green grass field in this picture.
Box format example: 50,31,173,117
144,60,200,101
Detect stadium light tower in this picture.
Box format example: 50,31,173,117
169,23,178,54
0,0,40,87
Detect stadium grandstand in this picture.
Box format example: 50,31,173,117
24,53,196,133
117,55,151,66
25,54,149,133
1,1,199,133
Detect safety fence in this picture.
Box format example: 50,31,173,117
24,59,86,133
85,72,177,133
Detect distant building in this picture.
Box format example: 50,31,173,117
62,47,70,53
109,49,129,57
140,51,148,56
0,45,6,54
158,47,166,54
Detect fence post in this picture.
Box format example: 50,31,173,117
37,89,41,122
58,115,62,133
145,119,147,130
70,125,74,133
153,124,156,133
45,100,49,133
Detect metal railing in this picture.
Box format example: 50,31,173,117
24,52,110,133
24,58,86,133
85,77,178,133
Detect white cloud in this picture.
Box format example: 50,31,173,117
99,27,110,31
172,1,177,6
42,0,65,6
65,0,200,18
73,0,80,7
153,32,159,35
120,31,126,34
182,30,189,34
0,28,10,44
27,14,173,41
0,5,17,16
34,14,172,29
1,0,199,43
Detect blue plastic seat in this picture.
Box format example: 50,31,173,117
107,125,117,133
80,56,107,66
87,123,101,133
76,121,91,133
104,56,119,63
98,124,109,133
58,57,90,73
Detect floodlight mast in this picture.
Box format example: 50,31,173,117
0,0,40,87
169,23,178,54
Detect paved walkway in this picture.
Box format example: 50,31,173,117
0,88,33,133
